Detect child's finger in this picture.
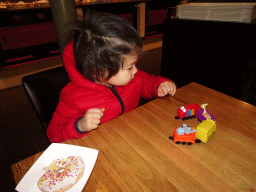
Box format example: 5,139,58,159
158,92,165,97
157,87,165,97
165,82,176,96
88,108,104,117
168,85,175,96
91,118,101,126
158,85,168,97
171,83,177,96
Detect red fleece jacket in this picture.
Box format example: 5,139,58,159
47,40,171,143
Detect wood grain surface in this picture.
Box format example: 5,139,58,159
11,82,256,191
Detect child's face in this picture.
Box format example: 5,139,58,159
105,54,138,86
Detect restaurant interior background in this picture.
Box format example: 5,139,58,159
0,0,178,69
1,0,256,68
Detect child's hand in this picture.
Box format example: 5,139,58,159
157,81,176,97
78,108,105,132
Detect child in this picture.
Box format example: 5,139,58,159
47,12,176,143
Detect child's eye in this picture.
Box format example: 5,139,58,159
127,66,133,71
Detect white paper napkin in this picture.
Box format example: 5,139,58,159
15,143,99,192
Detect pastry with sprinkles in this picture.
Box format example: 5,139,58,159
37,156,85,192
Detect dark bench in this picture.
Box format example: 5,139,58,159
161,15,256,106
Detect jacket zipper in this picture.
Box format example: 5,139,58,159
108,85,125,115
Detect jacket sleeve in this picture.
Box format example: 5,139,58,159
138,70,172,99
46,41,90,143
47,99,89,143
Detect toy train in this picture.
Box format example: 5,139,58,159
175,103,215,121
169,120,217,145
170,103,216,145
175,103,200,120
169,123,201,145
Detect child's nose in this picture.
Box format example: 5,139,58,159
133,66,138,74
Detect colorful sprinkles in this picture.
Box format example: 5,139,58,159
37,156,84,191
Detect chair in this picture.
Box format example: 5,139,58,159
22,66,70,132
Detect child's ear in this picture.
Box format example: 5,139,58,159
93,70,108,83
93,75,103,83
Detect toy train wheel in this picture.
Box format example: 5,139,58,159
175,116,197,121
169,137,181,144
169,136,201,145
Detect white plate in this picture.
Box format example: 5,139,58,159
15,143,99,192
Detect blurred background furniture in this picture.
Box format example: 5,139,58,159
238,53,256,106
176,3,256,23
161,13,256,105
0,0,178,68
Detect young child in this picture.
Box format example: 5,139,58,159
47,12,176,143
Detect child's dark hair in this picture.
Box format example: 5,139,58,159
65,11,143,82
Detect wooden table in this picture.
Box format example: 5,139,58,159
11,82,256,191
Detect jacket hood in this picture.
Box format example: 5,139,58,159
62,40,107,91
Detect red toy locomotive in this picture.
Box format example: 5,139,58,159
175,103,200,120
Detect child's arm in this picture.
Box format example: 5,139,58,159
47,117,84,143
47,98,96,143
137,70,176,98
47,93,105,143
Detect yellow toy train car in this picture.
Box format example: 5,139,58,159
196,119,216,143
